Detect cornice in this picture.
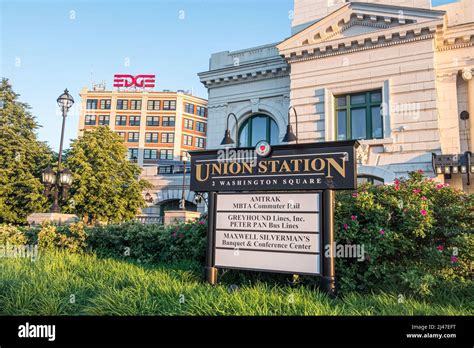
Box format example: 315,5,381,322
436,24,474,51
199,62,289,88
281,18,442,62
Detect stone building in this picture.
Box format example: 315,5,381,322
199,0,474,192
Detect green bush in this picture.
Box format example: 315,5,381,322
334,171,473,296
85,218,207,264
0,224,27,245
37,222,87,253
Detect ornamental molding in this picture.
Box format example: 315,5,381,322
200,65,289,88
277,2,447,62
288,33,435,63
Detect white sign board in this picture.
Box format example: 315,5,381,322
214,192,321,275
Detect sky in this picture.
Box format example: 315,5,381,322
1,0,458,151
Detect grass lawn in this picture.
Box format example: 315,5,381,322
0,251,472,316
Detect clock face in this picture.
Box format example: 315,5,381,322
255,140,271,157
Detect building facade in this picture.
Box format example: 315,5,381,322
199,0,474,193
78,86,209,217
79,87,208,166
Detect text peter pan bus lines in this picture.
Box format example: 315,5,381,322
189,140,359,295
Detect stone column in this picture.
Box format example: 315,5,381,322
463,69,474,152
436,72,462,189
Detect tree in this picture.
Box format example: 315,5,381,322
0,78,53,224
64,126,151,224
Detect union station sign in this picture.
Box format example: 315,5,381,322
189,140,359,294
190,140,358,192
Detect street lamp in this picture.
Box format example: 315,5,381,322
180,153,190,210
144,192,154,203
282,106,298,143
41,89,75,213
221,113,239,146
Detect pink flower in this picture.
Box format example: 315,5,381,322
421,196,427,201
420,209,427,216
394,179,400,185
172,233,177,238
436,184,444,189
417,169,424,173
352,193,358,197
437,245,444,251
451,255,458,263
379,229,385,236
413,189,421,194
198,220,206,225
394,185,400,191
343,224,348,230
351,215,357,221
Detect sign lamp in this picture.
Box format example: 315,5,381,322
282,106,298,143
221,113,238,146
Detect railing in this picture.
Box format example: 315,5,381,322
135,214,163,224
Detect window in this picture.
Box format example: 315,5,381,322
144,149,158,160
115,115,127,126
185,103,194,114
160,149,173,160
127,132,139,142
239,114,279,147
184,119,194,130
163,100,176,110
196,121,206,133
86,99,98,109
98,115,109,125
162,116,175,127
115,131,126,139
85,115,96,125
128,148,139,161
145,132,159,143
99,99,111,110
147,100,161,110
183,135,193,146
335,90,383,141
146,116,159,126
158,166,172,174
195,137,205,148
117,99,129,110
130,100,142,110
129,116,141,126
196,106,206,117
161,133,174,143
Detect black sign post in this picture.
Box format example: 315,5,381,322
190,140,359,294
323,189,336,296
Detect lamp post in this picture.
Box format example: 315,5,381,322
180,153,190,210
282,106,298,144
42,89,75,213
221,113,239,146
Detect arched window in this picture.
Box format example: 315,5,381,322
238,114,279,147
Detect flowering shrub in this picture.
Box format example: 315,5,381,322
335,171,473,296
37,222,87,253
0,224,27,245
